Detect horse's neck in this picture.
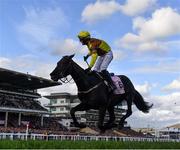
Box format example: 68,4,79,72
70,62,89,90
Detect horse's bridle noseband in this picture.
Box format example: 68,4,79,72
58,60,74,83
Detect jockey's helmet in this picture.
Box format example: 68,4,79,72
78,31,90,40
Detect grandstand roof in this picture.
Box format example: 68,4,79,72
0,68,61,90
0,107,49,114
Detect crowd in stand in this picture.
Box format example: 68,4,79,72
0,126,78,135
0,93,46,111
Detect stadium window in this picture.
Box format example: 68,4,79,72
51,107,56,111
60,100,65,103
60,107,64,111
51,99,57,104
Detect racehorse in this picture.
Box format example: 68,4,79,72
50,54,153,132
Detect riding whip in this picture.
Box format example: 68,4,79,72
85,60,90,68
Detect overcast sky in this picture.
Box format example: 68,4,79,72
0,0,180,129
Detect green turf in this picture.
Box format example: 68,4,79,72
0,140,179,149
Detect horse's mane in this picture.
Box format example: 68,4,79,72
71,59,102,86
70,59,91,81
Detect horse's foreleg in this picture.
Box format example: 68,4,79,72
70,103,88,128
98,106,107,132
104,106,117,129
119,95,133,129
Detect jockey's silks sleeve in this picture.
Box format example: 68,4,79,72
89,53,98,68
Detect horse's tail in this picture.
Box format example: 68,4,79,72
133,90,153,113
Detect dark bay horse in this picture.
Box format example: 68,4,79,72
50,54,153,132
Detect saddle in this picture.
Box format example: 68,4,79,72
111,75,125,94
90,71,125,95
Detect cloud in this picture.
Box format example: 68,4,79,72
0,57,11,68
50,38,86,56
17,6,68,51
34,63,57,79
0,55,38,72
120,0,157,16
116,7,180,53
81,0,156,24
134,7,180,40
125,81,180,128
135,82,153,97
132,59,180,74
162,77,180,92
0,55,57,79
113,50,126,60
116,34,166,53
81,1,121,24
128,91,180,128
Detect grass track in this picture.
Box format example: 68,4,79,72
0,140,179,149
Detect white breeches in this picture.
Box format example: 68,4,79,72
93,50,113,72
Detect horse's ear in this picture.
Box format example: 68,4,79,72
69,54,75,59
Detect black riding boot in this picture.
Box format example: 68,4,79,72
101,70,116,91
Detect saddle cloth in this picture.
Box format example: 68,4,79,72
111,75,125,95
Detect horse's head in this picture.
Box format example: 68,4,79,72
50,54,75,81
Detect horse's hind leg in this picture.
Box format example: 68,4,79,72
118,94,133,129
104,106,117,129
70,103,89,128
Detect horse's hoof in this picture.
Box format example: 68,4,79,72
104,123,117,129
100,129,106,134
79,123,87,128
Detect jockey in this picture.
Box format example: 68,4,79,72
78,31,116,91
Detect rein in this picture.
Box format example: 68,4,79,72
78,82,103,94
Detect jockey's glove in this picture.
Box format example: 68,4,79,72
83,55,89,61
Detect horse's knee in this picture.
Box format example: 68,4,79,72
70,108,75,115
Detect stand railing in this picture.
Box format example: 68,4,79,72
0,133,179,142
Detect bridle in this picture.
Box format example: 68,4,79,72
59,75,73,84
58,58,86,84
58,59,74,84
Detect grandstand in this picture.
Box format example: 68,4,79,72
0,67,61,130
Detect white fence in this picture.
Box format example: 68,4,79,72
0,133,179,142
